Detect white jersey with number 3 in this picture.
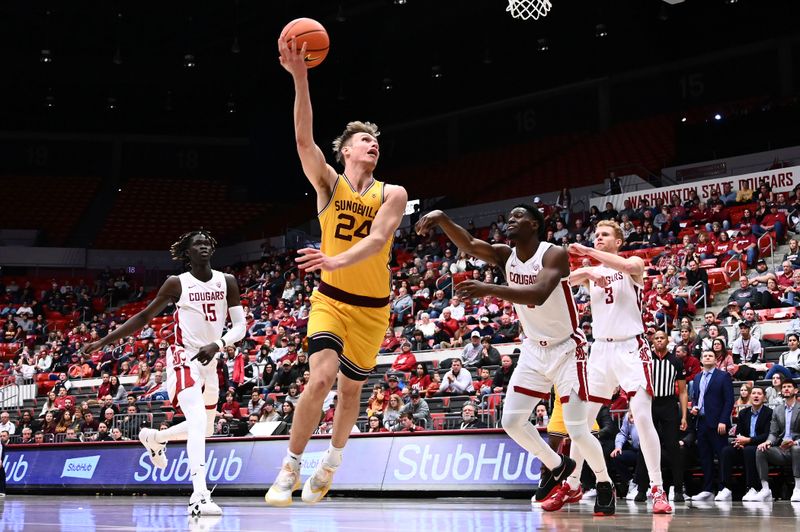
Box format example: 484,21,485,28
589,265,644,340
506,243,580,344
172,270,228,353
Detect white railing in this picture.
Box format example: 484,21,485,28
0,381,19,408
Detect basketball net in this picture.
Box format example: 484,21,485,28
506,0,552,20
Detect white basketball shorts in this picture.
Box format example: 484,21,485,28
587,335,654,403
508,334,589,404
166,345,220,410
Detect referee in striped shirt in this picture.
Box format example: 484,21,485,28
647,330,689,501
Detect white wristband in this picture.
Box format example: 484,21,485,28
214,339,225,350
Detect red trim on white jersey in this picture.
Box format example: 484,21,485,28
513,385,551,400
173,309,183,347
562,280,580,330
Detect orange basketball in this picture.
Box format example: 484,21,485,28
280,17,329,69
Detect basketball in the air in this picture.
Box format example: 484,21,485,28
280,18,329,68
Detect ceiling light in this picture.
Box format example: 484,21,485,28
714,113,722,121
336,4,347,22
431,65,443,79
106,97,118,111
183,53,197,69
595,24,608,38
40,49,52,63
537,38,549,52
382,77,393,92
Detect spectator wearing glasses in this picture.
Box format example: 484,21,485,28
366,415,388,433
459,403,486,430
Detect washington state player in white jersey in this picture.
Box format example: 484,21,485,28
569,220,672,514
416,205,616,516
84,230,246,517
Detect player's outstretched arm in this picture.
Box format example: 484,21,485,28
456,246,569,307
568,243,644,277
82,276,181,354
569,267,608,288
296,184,408,272
278,37,337,195
415,210,511,267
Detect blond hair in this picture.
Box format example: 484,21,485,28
332,121,380,164
597,220,623,241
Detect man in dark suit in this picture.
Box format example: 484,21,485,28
716,386,772,501
689,351,734,500
753,379,800,501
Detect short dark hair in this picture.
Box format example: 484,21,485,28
513,203,546,240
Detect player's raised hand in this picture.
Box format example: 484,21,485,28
278,36,308,77
568,243,591,256
455,280,489,299
414,210,445,236
296,247,342,272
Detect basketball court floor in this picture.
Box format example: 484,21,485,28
1,495,798,531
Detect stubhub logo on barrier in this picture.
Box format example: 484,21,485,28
61,455,101,479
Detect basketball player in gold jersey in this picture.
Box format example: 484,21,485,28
266,38,407,506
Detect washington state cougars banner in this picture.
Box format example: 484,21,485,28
1,430,542,493
588,165,799,211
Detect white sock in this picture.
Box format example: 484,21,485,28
191,465,207,494
323,444,344,469
761,480,770,490
155,421,187,443
285,450,302,470
629,391,663,488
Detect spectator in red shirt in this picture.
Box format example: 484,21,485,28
648,282,675,330
96,372,111,400
396,411,424,433
777,261,796,289
714,231,735,264
391,341,417,372
475,366,494,396
755,203,787,244
318,394,337,433
437,309,458,339
53,388,76,415
408,363,431,393
733,224,758,267
379,328,400,354
695,233,714,261
220,392,242,420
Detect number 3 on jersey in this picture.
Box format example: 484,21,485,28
334,214,372,241
603,285,614,304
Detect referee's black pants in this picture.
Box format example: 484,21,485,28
637,396,684,491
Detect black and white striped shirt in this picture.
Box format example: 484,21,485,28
651,350,685,398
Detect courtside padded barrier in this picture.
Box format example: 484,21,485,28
3,429,543,494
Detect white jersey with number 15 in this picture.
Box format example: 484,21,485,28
172,270,228,352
